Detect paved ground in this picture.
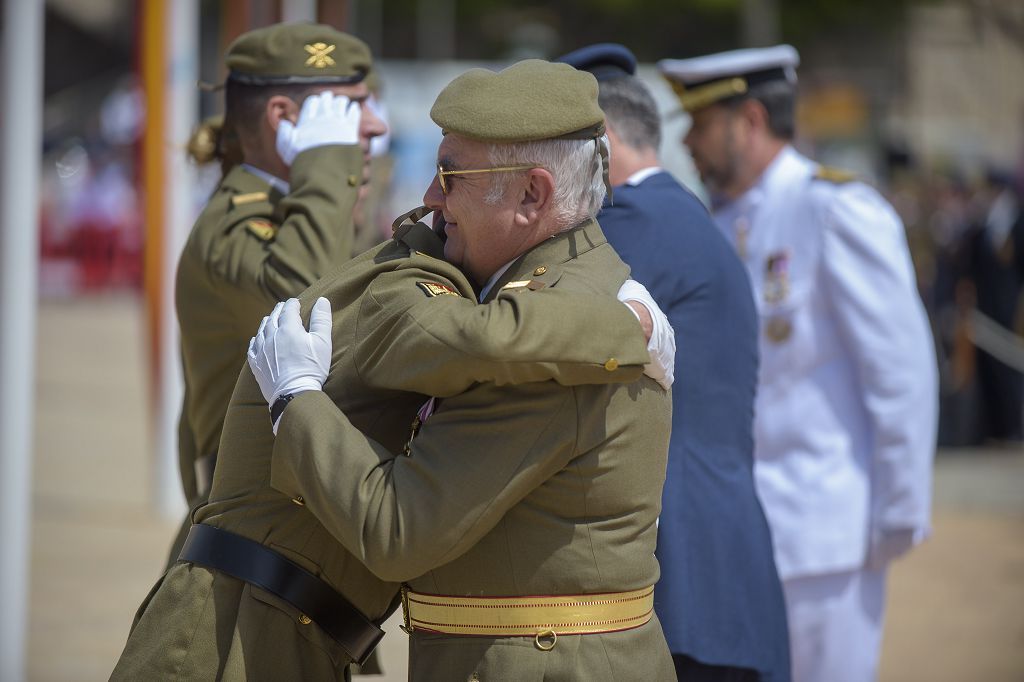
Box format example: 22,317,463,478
24,297,1024,681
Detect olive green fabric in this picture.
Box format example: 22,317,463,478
171,144,363,562
271,220,675,680
430,59,605,142
112,220,654,680
350,155,394,258
225,23,370,85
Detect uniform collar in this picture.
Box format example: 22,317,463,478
477,261,517,302
241,163,290,195
713,145,805,215
624,166,663,187
481,218,606,302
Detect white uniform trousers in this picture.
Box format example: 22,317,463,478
783,568,887,682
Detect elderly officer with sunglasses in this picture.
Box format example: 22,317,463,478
170,23,388,563
250,59,677,680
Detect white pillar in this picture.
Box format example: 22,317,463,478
0,0,44,678
154,0,199,519
281,0,317,24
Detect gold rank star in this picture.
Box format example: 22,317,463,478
304,42,336,68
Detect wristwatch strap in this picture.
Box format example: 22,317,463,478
270,392,296,427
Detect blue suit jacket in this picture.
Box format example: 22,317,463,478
600,171,790,681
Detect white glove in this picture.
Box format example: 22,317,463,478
275,91,361,166
617,279,676,390
247,297,333,432
865,527,922,571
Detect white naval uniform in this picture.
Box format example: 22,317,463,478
713,146,938,682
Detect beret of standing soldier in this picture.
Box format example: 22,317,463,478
253,59,677,680
168,22,387,566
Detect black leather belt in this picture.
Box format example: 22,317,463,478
178,524,384,665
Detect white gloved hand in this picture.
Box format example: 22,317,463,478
865,527,922,571
275,91,361,166
247,297,333,432
617,279,676,390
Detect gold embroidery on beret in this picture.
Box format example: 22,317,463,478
304,42,336,68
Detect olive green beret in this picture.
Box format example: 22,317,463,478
430,59,605,143
225,23,372,86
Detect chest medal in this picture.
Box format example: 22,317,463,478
764,316,793,344
762,250,790,304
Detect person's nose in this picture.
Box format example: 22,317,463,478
360,103,388,142
423,174,445,211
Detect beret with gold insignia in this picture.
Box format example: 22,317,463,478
430,59,605,143
225,23,372,87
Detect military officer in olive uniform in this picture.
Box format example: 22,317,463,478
660,46,937,682
257,60,676,680
171,23,387,560
114,210,674,679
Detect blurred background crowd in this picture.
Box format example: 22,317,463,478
34,0,1024,447
3,0,1022,680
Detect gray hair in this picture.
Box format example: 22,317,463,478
598,76,661,152
484,135,609,228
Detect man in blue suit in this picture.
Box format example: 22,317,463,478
558,44,790,681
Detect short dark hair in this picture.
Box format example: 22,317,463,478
597,76,661,152
744,79,796,141
223,78,323,139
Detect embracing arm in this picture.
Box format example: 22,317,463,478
351,270,656,395
271,382,579,581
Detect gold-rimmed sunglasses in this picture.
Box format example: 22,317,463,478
436,163,535,195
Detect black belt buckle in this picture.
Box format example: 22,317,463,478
179,524,385,665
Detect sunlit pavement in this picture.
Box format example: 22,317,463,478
26,298,1024,681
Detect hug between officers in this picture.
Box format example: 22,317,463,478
109,17,939,682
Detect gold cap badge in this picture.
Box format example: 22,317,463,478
304,42,337,68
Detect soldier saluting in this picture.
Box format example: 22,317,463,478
171,24,386,561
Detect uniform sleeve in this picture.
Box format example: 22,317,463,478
819,183,938,536
349,270,649,395
216,145,364,321
272,383,579,582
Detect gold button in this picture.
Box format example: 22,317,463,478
347,174,359,187
292,495,305,506
604,358,618,371
533,266,547,276
298,613,312,625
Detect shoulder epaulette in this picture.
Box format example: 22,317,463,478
813,166,857,184
231,191,269,207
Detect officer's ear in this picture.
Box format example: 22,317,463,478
514,168,555,227
737,98,770,135
265,95,299,133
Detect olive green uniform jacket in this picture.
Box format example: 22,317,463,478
112,220,652,681
272,220,677,681
172,145,363,556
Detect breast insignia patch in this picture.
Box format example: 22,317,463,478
417,281,461,298
245,219,277,241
